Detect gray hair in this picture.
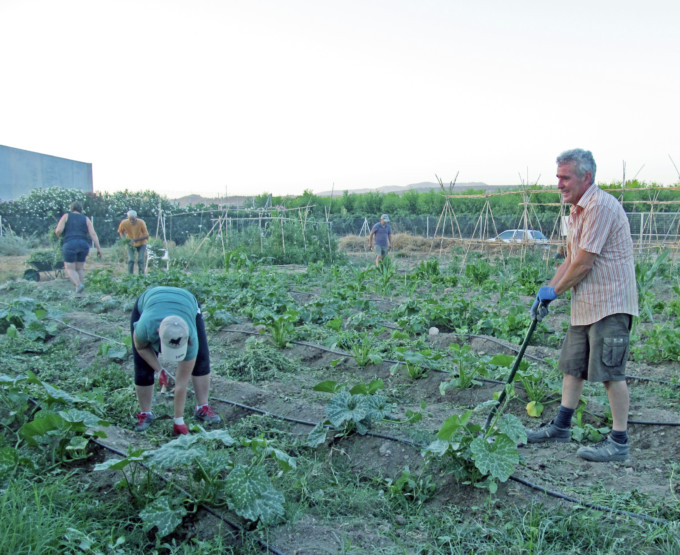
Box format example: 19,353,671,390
556,149,596,185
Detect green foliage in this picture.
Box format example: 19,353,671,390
308,379,393,446
424,402,526,492
220,338,302,382
0,297,60,340
96,430,294,536
440,343,490,391
257,310,299,348
631,323,680,362
382,466,436,509
27,249,64,271
465,259,492,285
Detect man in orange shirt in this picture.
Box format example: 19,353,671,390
525,149,638,462
118,210,150,274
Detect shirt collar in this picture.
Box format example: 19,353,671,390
570,184,598,214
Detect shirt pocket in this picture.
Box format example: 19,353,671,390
601,336,629,367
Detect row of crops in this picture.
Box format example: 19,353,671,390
1,247,679,552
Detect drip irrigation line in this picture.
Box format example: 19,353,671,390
222,327,680,388
23,395,286,555
507,475,670,526
91,438,289,555
48,317,127,345
210,395,675,527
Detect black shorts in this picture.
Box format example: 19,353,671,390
62,239,90,263
558,313,632,382
130,299,211,386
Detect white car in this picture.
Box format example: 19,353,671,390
488,229,548,245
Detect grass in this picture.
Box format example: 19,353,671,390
1,252,679,552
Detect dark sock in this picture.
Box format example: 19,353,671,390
610,429,628,444
553,406,575,429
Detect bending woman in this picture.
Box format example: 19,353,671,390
54,201,102,293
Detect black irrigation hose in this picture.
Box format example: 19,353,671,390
507,475,671,526
222,327,680,388
211,396,676,528
21,397,287,555
14,310,680,529
91,438,288,555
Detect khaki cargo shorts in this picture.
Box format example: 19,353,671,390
558,313,632,382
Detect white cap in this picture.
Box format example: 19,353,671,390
127,210,137,218
158,316,189,363
380,214,390,222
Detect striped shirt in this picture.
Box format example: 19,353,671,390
567,185,638,325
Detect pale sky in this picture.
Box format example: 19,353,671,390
2,0,679,198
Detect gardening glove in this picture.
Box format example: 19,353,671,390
530,286,558,321
158,368,169,393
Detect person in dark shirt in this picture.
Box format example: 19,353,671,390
54,201,102,294
368,214,393,267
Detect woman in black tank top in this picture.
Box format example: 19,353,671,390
54,201,102,294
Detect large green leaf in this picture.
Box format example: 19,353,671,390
145,436,207,469
225,464,285,525
307,422,328,447
264,447,297,471
140,495,187,537
470,435,519,482
27,373,82,406
19,411,65,446
423,439,451,457
495,414,527,445
436,411,472,441
198,429,236,447
326,391,367,428
59,408,108,428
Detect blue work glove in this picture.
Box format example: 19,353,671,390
530,286,558,321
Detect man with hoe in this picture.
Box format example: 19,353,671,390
368,214,393,267
118,210,149,274
525,148,638,462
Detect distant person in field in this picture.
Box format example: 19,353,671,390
118,210,149,274
131,286,222,435
524,148,638,463
54,201,102,294
368,214,392,267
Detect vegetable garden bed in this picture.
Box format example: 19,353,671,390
1,250,679,553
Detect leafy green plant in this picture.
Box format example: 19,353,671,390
257,310,299,348
0,297,60,340
631,323,680,362
20,408,108,464
96,430,295,537
391,348,442,380
440,343,489,391
307,379,394,446
571,404,609,443
489,354,555,417
27,249,64,271
382,466,436,509
350,333,383,368
374,257,396,293
465,260,492,285
424,399,526,492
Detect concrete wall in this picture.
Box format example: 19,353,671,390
0,145,93,201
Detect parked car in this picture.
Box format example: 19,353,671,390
488,229,548,245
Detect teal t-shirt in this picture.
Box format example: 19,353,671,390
134,286,199,361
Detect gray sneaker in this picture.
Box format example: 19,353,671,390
134,412,155,431
194,405,222,424
577,436,630,462
525,420,571,443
